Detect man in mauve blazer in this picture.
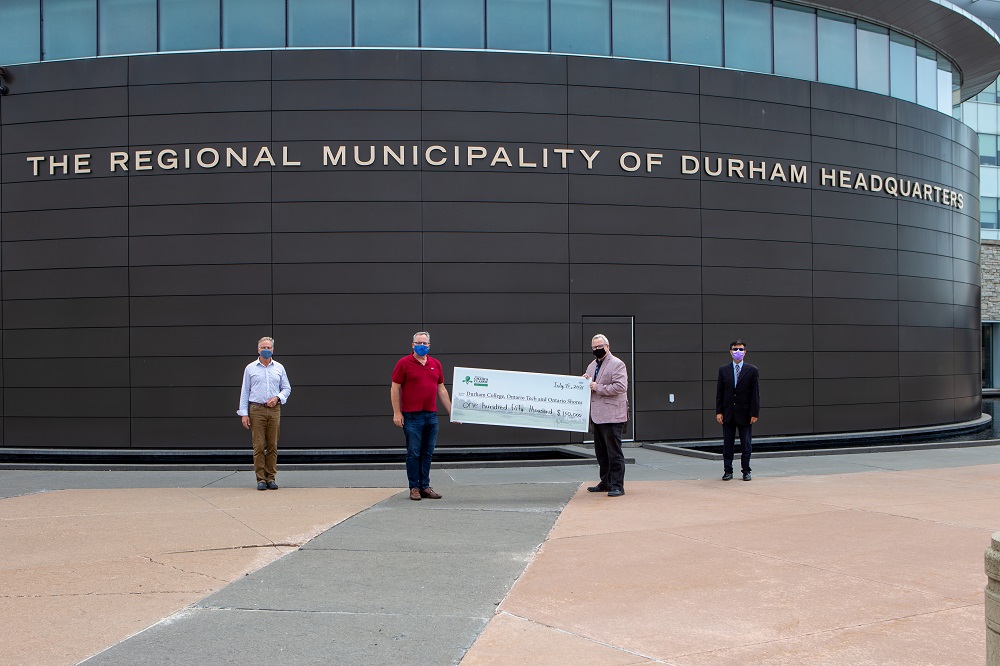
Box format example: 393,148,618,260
584,334,629,497
715,339,760,481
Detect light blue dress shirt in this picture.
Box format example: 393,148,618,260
733,361,743,384
237,359,292,416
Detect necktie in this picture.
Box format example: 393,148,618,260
735,364,741,384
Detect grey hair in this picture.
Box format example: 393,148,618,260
258,336,274,346
413,331,430,342
592,334,610,346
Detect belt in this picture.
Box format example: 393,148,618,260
250,401,274,406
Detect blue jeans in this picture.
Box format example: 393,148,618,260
403,411,438,490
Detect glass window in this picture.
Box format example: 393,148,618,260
613,0,668,61
289,0,352,47
773,2,815,81
961,102,978,131
355,0,418,46
724,0,770,74
888,32,916,102
976,79,997,104
983,196,998,230
937,56,952,114
0,0,41,64
981,103,999,133
423,0,485,48
670,0,722,66
952,69,961,115
487,0,548,51
223,0,284,48
981,135,998,167
817,11,854,87
100,0,156,55
552,0,610,56
915,42,937,109
982,325,993,388
160,0,220,51
856,21,888,95
43,0,97,60
985,168,1000,199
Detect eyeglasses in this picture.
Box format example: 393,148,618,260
591,345,607,350
731,348,745,352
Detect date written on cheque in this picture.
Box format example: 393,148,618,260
553,381,586,391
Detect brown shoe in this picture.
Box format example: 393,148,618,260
409,488,421,501
420,487,442,499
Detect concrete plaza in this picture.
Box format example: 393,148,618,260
1,444,998,665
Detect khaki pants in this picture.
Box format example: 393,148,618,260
249,402,280,483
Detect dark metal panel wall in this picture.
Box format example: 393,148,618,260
0,49,981,449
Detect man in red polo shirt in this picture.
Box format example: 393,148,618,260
390,331,454,501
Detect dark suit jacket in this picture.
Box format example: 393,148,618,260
715,362,760,426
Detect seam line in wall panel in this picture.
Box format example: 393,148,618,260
809,80,815,435
566,55,571,397
1,75,4,445
698,68,705,440
127,56,133,447
420,51,425,329
270,52,275,341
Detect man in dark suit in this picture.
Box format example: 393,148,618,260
715,339,760,481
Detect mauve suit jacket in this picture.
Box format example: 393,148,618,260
715,362,761,426
586,353,629,424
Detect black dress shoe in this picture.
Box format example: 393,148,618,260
607,488,625,497
257,481,267,491
267,481,279,490
587,484,608,493
742,472,751,481
722,472,733,481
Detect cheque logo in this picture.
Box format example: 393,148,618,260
463,375,489,387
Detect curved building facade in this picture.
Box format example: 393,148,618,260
0,0,994,450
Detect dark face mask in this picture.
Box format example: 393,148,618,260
593,347,607,359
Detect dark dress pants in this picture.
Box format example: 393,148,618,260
593,421,625,491
722,420,752,475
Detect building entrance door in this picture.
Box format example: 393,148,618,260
582,316,635,442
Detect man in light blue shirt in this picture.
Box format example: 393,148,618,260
238,336,292,490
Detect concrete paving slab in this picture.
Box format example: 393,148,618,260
82,607,486,666
82,483,575,666
199,548,535,615
548,481,838,540
302,505,566,553
463,464,997,665
0,487,395,666
461,612,655,665
373,481,578,512
0,470,236,498
443,465,587,485
895,462,1000,484
495,529,960,660
199,469,410,489
871,497,1000,530
727,469,1000,509
670,509,991,603
670,604,984,666
2,593,201,666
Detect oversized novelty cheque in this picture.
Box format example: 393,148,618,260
451,367,591,432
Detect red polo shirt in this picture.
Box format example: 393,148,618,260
392,354,444,412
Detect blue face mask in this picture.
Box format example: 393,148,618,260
413,344,429,357
259,349,273,359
